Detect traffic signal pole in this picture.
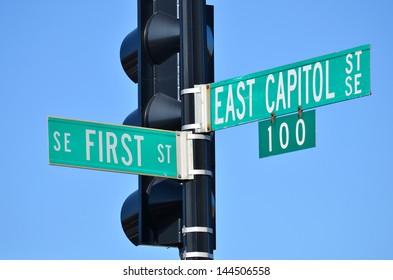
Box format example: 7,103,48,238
180,0,215,260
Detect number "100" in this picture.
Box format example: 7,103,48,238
267,119,306,152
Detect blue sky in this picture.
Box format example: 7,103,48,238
1,0,392,260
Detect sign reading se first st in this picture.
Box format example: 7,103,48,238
210,44,371,130
48,117,178,178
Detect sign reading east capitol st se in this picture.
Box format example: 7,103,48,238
258,110,316,158
48,117,180,178
210,44,371,131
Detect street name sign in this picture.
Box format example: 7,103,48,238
258,110,316,158
210,44,370,131
48,117,183,178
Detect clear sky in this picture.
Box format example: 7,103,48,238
1,0,392,260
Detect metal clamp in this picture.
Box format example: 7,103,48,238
176,131,194,180
182,226,214,236
187,131,212,177
189,169,213,177
298,105,303,118
181,84,211,133
187,133,211,141
270,112,276,124
182,123,202,131
182,251,214,260
176,131,213,180
181,87,201,95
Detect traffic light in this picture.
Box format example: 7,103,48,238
120,0,216,258
120,0,183,248
121,178,183,247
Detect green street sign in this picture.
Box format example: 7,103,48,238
48,117,181,178
258,110,316,158
210,44,370,131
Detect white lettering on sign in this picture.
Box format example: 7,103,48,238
86,130,95,161
313,62,323,103
214,78,255,125
133,135,144,167
53,131,72,153
279,122,289,149
106,132,118,164
265,60,335,114
158,144,172,164
345,50,363,96
266,118,308,153
85,129,144,166
288,69,297,109
121,134,132,166
214,86,224,125
296,119,306,146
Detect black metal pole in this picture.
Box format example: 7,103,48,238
180,0,215,260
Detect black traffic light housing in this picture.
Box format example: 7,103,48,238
121,178,183,247
120,0,182,248
120,0,215,256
